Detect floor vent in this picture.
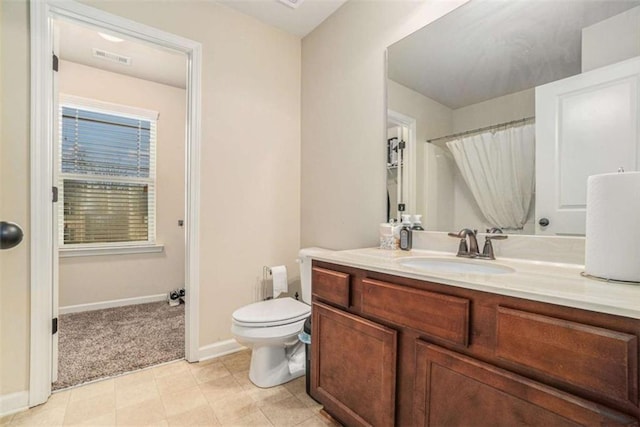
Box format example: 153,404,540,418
92,48,132,66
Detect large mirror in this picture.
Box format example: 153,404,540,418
386,0,640,235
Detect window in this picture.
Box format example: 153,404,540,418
58,96,158,250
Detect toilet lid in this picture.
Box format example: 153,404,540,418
232,297,310,327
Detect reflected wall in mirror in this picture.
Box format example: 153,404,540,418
386,0,640,236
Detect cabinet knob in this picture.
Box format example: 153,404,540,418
538,218,550,227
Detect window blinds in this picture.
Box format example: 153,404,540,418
59,105,157,246
61,107,151,178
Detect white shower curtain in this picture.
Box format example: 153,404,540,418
446,123,535,230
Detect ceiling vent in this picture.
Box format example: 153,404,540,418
278,0,304,9
92,48,132,66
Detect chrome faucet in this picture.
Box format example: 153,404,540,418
447,228,479,258
448,228,508,259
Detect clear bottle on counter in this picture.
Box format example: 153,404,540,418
380,220,399,250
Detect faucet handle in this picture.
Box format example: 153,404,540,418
480,233,507,260
448,230,469,256
486,234,508,241
481,239,496,259
447,232,468,252
447,229,469,238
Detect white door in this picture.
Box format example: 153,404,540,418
536,57,640,236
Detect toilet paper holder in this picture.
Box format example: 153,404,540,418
261,266,273,300
262,265,290,299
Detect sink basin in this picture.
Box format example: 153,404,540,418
397,257,515,275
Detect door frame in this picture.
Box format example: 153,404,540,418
30,0,202,406
387,109,417,216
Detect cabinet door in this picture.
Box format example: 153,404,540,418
312,302,397,427
414,341,638,427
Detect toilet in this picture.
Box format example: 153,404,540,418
231,247,330,388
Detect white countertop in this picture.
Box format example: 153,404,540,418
311,247,640,320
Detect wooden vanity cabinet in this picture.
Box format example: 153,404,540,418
311,265,397,426
312,302,397,427
310,260,640,427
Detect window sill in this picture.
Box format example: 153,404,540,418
59,244,164,258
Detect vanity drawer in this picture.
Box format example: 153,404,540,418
496,306,638,405
312,267,350,309
361,279,470,346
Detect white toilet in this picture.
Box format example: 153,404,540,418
231,247,329,388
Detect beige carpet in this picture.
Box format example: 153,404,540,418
53,301,184,390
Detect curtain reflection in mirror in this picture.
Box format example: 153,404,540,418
446,123,535,230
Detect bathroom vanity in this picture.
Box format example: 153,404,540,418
309,248,640,426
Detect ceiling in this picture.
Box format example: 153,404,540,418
387,0,640,109
56,0,346,86
56,19,187,89
217,0,347,37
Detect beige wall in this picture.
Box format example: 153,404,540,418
452,88,535,133
58,60,186,307
582,6,640,73
301,0,467,250
0,0,300,396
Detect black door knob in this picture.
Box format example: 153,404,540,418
0,221,24,250
538,218,550,227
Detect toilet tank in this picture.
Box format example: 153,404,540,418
298,247,331,305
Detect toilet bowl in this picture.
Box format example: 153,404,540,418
231,247,330,388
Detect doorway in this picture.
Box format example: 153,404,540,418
51,18,188,389
30,0,202,406
386,110,417,222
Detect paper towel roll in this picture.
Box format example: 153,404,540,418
271,265,288,298
585,171,640,282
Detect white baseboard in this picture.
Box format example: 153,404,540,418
0,391,29,417
199,339,246,362
59,293,168,315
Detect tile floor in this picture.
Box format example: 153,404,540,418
1,350,341,426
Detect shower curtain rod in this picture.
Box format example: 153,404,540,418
426,116,535,144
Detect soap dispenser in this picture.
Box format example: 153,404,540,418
399,214,413,251
412,214,424,231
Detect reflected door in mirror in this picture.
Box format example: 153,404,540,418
536,57,640,235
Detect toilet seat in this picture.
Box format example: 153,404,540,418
232,318,307,342
232,297,310,328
